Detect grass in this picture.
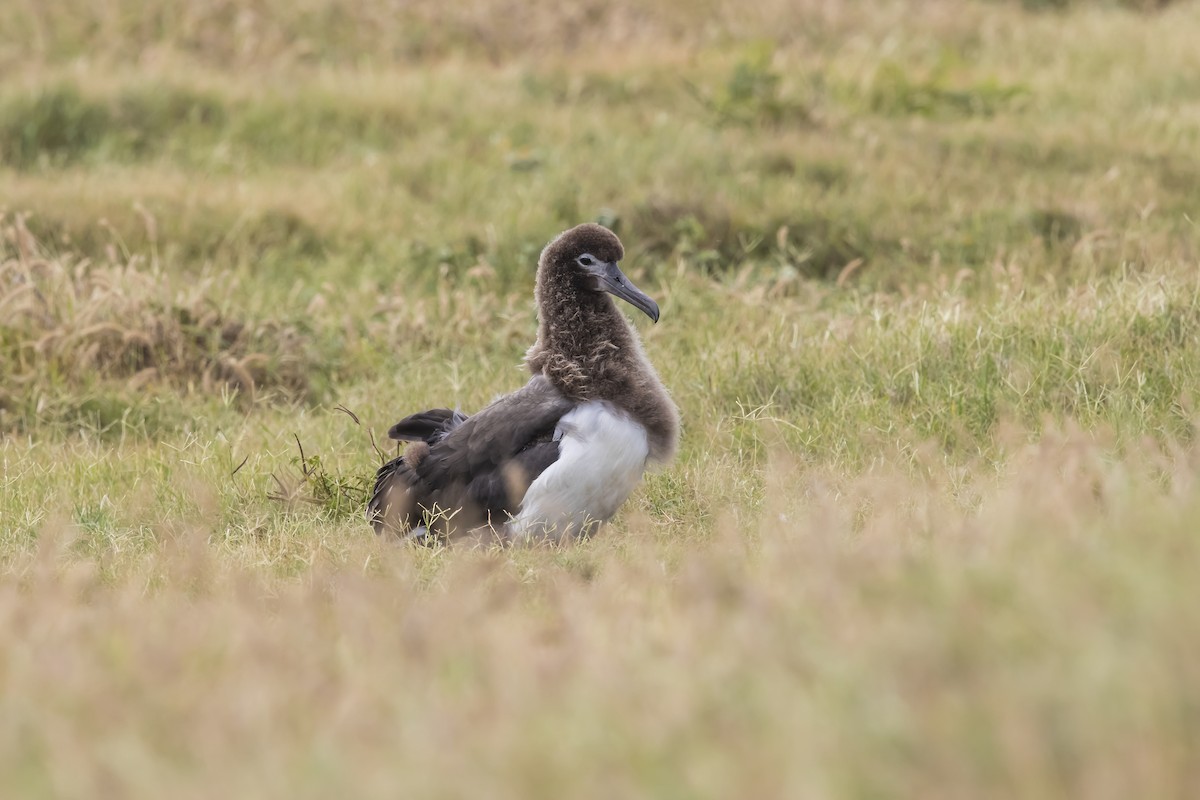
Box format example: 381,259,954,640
2,0,1200,796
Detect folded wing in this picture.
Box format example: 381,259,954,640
368,375,573,540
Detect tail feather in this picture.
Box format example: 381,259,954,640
372,407,469,539
366,453,419,537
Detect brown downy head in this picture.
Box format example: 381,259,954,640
535,223,659,324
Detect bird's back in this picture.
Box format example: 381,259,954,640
368,375,573,540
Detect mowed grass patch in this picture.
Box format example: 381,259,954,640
0,81,414,170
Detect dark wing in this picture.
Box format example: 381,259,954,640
415,374,572,488
458,440,561,521
368,374,573,540
388,408,468,443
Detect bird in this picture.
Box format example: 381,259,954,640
367,223,679,545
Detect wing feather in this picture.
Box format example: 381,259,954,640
368,374,572,539
416,374,572,487
387,408,469,443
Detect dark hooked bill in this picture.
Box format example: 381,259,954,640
597,261,660,323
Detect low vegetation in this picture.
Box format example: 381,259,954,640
1,0,1199,796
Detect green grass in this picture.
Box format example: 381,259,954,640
2,0,1200,797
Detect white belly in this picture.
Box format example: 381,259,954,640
506,401,650,543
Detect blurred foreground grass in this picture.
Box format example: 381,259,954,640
2,0,1200,797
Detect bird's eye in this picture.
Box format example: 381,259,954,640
576,254,597,268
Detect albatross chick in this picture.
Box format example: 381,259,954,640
367,223,679,544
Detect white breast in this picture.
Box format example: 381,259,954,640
506,401,650,544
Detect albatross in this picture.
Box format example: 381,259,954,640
367,223,679,544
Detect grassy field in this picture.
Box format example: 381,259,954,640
3,0,1200,796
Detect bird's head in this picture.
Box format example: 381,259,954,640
538,223,659,323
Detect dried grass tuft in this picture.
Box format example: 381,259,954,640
0,214,318,414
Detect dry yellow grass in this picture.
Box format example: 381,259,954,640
0,215,318,409
3,428,1199,798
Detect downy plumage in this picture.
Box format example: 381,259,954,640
367,223,679,544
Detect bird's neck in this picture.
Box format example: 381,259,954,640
525,284,633,399
525,281,680,464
